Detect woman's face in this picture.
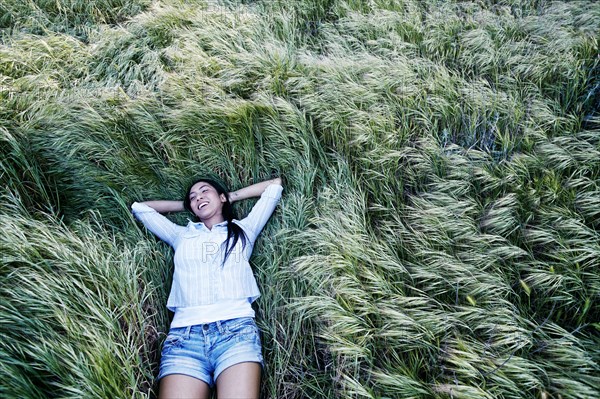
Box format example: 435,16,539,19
188,181,227,220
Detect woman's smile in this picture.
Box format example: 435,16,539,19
188,182,227,221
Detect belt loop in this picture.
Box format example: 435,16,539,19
184,325,192,339
216,320,224,334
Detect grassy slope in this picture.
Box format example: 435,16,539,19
1,0,599,398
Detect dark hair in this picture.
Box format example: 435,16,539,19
183,177,247,267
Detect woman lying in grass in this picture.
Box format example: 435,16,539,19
131,176,283,399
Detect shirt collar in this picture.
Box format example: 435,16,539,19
186,219,229,230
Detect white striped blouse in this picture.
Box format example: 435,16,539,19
131,183,283,310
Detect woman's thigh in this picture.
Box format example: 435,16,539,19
159,374,210,399
215,362,261,399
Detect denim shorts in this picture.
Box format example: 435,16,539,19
158,317,263,387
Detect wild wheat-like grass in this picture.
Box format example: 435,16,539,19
0,0,151,37
1,0,599,397
0,194,168,398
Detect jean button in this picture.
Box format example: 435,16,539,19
203,324,209,331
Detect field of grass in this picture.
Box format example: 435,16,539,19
1,0,599,398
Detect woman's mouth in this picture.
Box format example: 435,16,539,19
198,202,209,210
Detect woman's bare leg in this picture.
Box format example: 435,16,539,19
159,374,211,399
215,362,261,399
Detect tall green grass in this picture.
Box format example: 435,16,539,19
0,0,151,38
1,0,599,398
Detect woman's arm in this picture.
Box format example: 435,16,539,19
139,200,185,214
229,177,282,203
131,201,187,246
